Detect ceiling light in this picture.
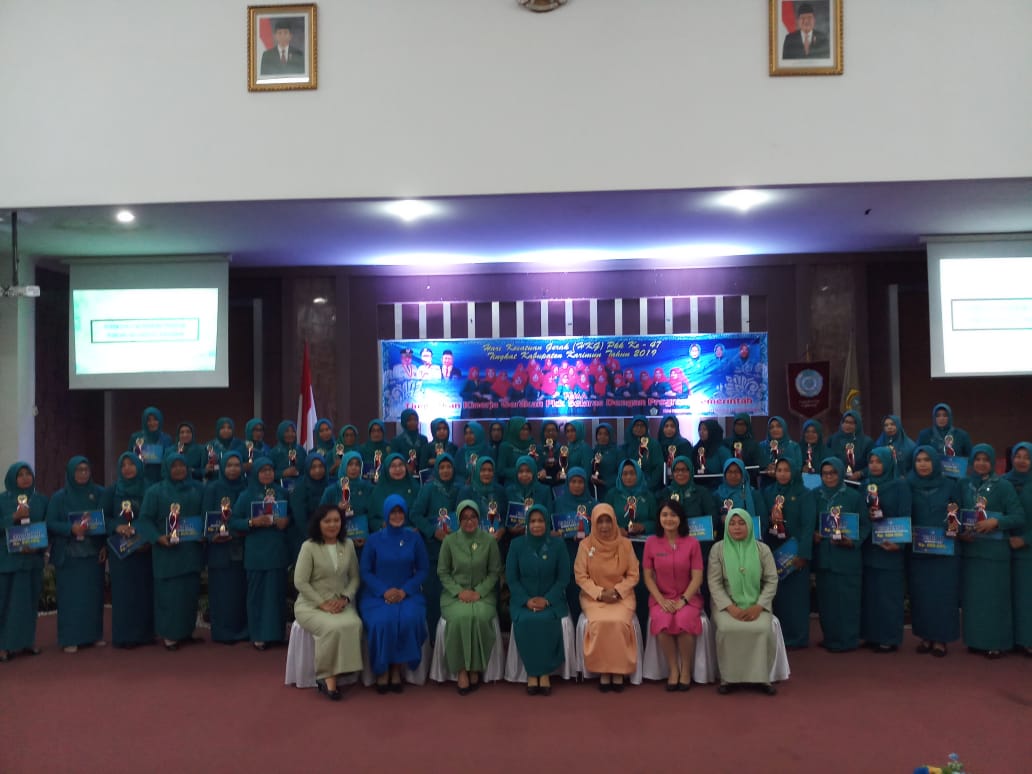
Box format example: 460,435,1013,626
717,189,770,213
383,199,435,222
115,209,135,224
312,297,328,305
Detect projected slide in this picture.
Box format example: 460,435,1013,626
938,257,1032,375
72,288,219,374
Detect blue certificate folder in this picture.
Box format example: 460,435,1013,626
345,515,369,540
802,473,822,490
68,510,106,536
819,511,860,540
960,509,1005,540
940,456,968,479
773,537,800,579
912,526,956,556
6,522,48,553
107,531,146,559
686,516,714,542
170,516,204,542
205,512,229,536
138,444,163,465
872,517,912,544
506,502,529,528
250,500,288,519
552,512,591,539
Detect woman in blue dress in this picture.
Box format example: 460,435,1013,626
46,456,107,653
202,451,250,644
0,462,48,660
907,445,961,657
360,493,429,693
103,453,153,648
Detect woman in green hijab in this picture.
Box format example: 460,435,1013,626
454,421,490,486
205,417,246,480
320,451,374,541
725,412,763,469
1004,442,1032,655
561,421,591,478
370,452,421,533
202,451,249,644
498,417,534,486
0,462,48,660
311,419,336,458
827,411,873,483
860,447,911,652
589,422,621,500
393,409,428,476
173,421,206,481
692,419,731,487
270,420,307,491
438,499,502,694
409,453,458,634
706,508,779,694
243,418,270,477
800,419,824,475
457,456,508,540
759,416,802,481
813,457,869,652
360,420,391,481
103,453,153,648
760,457,816,649
128,406,173,486
657,415,693,488
139,452,206,650
624,416,662,492
958,443,1024,657
420,418,458,473
230,456,292,650
506,503,571,695
46,456,107,652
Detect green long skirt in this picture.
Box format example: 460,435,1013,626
961,557,1012,652
0,569,40,652
246,569,286,644
816,570,861,652
773,568,811,648
511,607,564,677
1013,559,1032,648
154,572,200,642
109,551,154,647
860,567,905,647
441,599,496,673
56,557,105,647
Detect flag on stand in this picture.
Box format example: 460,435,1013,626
841,337,862,416
297,342,318,451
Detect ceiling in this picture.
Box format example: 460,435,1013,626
2,178,1030,273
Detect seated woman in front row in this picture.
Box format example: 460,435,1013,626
293,504,363,701
506,504,571,696
359,495,429,694
575,503,639,692
438,499,502,695
707,508,779,696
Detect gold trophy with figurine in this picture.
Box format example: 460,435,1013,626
168,503,181,545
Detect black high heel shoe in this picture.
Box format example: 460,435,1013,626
316,679,342,701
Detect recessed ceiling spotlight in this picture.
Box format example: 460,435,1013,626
383,199,435,223
717,189,770,213
115,209,135,224
312,297,328,305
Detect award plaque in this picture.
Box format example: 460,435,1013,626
168,503,181,545
769,494,787,538
866,484,883,520
945,502,960,537
15,493,30,525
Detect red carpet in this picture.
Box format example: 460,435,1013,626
2,613,1030,773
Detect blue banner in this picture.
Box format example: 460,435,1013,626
6,522,48,553
912,526,956,556
872,517,912,544
380,333,768,421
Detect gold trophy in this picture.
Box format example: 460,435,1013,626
845,443,855,477
830,505,843,542
770,495,786,538
15,494,30,525
866,484,883,520
487,501,498,534
558,445,569,481
219,497,231,536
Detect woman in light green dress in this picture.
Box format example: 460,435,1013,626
438,499,502,694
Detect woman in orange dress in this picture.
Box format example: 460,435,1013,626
574,503,639,691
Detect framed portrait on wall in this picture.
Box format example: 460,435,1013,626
248,4,318,91
769,0,843,77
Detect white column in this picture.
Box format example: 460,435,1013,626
0,257,36,466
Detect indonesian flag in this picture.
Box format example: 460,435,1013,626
297,341,318,451
782,2,798,33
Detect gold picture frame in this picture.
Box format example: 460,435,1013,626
769,0,843,77
248,4,318,92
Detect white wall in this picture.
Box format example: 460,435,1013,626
3,0,1030,208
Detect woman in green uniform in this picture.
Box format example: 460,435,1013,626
103,453,153,648
0,462,48,660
